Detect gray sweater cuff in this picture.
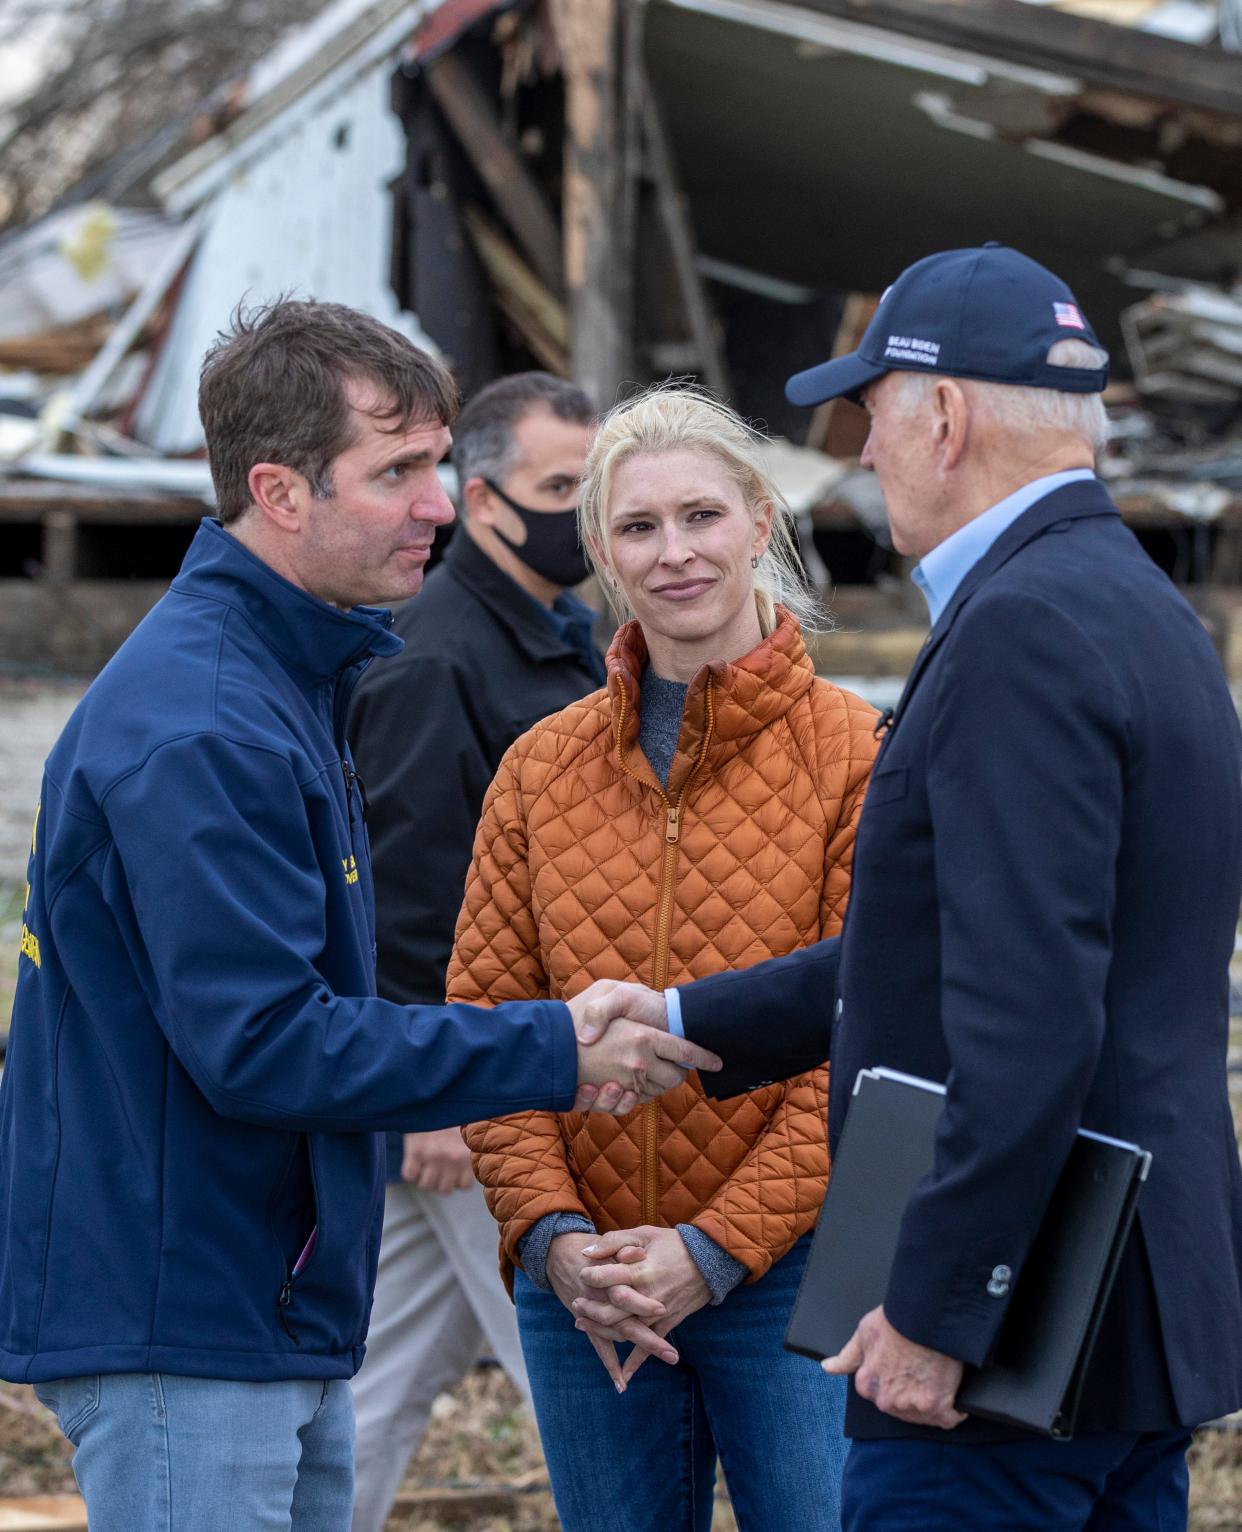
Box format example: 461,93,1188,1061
677,1224,748,1305
518,1212,597,1291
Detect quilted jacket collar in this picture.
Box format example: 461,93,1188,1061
606,606,815,792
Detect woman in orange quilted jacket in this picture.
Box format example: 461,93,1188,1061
450,387,878,1532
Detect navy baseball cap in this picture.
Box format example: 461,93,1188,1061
786,244,1108,407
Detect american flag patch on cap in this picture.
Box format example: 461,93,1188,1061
1053,301,1085,329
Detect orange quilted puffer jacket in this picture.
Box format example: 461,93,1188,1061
451,608,878,1290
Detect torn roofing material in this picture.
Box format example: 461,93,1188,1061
790,0,1242,114
645,0,1238,359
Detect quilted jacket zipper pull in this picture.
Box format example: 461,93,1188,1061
665,806,681,844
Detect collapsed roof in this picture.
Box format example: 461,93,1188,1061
644,0,1239,358
0,0,1239,568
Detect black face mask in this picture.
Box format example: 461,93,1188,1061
483,478,592,588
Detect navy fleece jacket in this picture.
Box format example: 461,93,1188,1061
0,520,576,1384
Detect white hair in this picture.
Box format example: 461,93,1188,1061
889,339,1110,453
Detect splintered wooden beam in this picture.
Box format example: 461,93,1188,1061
0,313,112,375
641,77,732,401
389,1479,551,1517
796,0,1242,118
463,207,570,375
807,293,880,458
425,50,564,293
616,0,647,366
0,1496,88,1531
0,481,203,521
548,0,627,406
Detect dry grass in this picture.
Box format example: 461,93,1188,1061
1,882,22,1045
0,1385,75,1499
376,1365,739,1530
1189,1427,1242,1531
0,1370,741,1530
386,1367,557,1532
5,1371,1240,1529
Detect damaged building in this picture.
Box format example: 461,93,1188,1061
0,0,1240,672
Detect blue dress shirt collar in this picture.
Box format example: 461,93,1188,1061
911,469,1096,627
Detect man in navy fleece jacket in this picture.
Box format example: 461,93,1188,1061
0,299,715,1532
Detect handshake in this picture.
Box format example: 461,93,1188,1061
566,980,722,1115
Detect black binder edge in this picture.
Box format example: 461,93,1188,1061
781,1069,883,1364
783,1067,1152,1439
959,1139,1150,1439
1051,1164,1146,1439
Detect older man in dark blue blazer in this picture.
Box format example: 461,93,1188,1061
572,246,1242,1530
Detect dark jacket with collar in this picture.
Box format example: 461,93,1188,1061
0,520,576,1385
349,531,603,1171
680,479,1242,1439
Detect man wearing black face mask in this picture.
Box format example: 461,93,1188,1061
479,473,597,589
345,372,601,1532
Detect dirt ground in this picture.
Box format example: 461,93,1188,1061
1,679,1241,1526
3,1371,1241,1530
0,677,87,1042
0,677,85,887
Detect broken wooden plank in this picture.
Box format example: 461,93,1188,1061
463,208,571,375
549,0,627,406
0,315,112,375
388,1480,551,1517
0,482,204,522
425,50,564,293
797,0,1242,118
641,74,732,401
0,1496,88,1531
806,293,879,458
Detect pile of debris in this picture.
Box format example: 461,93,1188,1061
0,199,211,509
1,0,1242,674
1096,283,1242,579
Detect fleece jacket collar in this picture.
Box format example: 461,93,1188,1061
172,519,403,681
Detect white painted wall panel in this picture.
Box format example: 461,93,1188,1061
136,56,434,453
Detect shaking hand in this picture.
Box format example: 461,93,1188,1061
567,980,720,1115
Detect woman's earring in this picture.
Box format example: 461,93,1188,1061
751,554,759,569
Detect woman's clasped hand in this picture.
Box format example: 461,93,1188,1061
560,1226,712,1390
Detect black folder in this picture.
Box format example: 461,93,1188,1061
784,1068,1151,1439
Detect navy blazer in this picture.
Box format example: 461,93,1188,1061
680,480,1242,1440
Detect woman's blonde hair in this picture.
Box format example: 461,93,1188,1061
578,383,825,632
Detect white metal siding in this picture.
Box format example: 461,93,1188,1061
136,54,435,453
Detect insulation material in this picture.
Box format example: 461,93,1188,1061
0,205,179,340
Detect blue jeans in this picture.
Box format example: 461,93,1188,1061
34,1372,355,1532
515,1233,848,1532
843,1430,1194,1531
